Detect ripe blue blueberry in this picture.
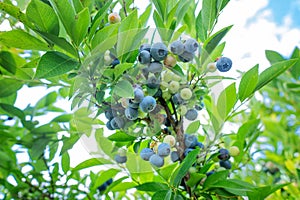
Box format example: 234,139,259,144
196,141,204,149
172,93,184,105
219,160,232,169
149,154,164,167
110,116,125,129
170,40,184,55
147,76,160,89
195,102,204,111
184,134,198,148
127,99,139,109
185,109,198,121
125,107,138,120
184,38,199,53
150,42,168,61
178,51,194,63
171,151,180,162
218,148,230,161
206,170,215,176
114,154,127,163
139,96,157,113
106,120,114,130
138,50,151,64
140,148,155,161
184,148,193,157
97,182,108,192
139,43,151,52
105,108,114,120
106,178,113,185
216,57,232,72
111,58,120,68
157,143,171,157
148,61,163,74
133,88,144,103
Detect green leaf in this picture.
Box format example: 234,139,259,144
91,23,119,49
203,25,233,55
93,168,120,190
73,158,112,171
157,162,178,181
114,63,134,80
290,46,300,79
35,91,57,109
0,103,25,119
60,134,80,155
49,0,76,41
238,65,259,102
255,59,298,91
72,0,84,13
136,182,169,192
185,120,201,134
196,11,206,42
95,129,114,158
208,179,256,196
265,50,285,65
0,2,35,29
72,108,103,137
0,30,49,51
217,82,237,119
61,152,70,174
26,0,59,35
170,148,200,187
111,182,137,192
0,78,23,98
72,7,90,45
0,51,33,79
203,96,223,133
89,0,112,39
139,4,152,27
117,10,139,61
30,137,52,159
152,0,167,21
51,114,73,123
202,42,225,71
203,170,229,189
35,51,79,78
108,131,136,142
113,79,134,98
152,190,172,200
217,0,230,13
37,32,78,57
187,173,206,187
201,0,216,33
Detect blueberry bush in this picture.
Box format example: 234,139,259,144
0,0,299,199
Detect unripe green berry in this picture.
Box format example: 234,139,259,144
207,62,217,72
164,55,177,67
108,12,121,23
163,71,174,83
229,146,240,157
118,148,127,157
189,166,197,174
180,88,193,100
168,81,180,94
163,135,176,147
178,105,187,115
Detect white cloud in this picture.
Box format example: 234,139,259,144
214,0,300,74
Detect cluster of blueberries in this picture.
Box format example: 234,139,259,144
140,142,171,167
139,134,205,167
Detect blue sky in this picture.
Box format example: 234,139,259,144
268,0,300,27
